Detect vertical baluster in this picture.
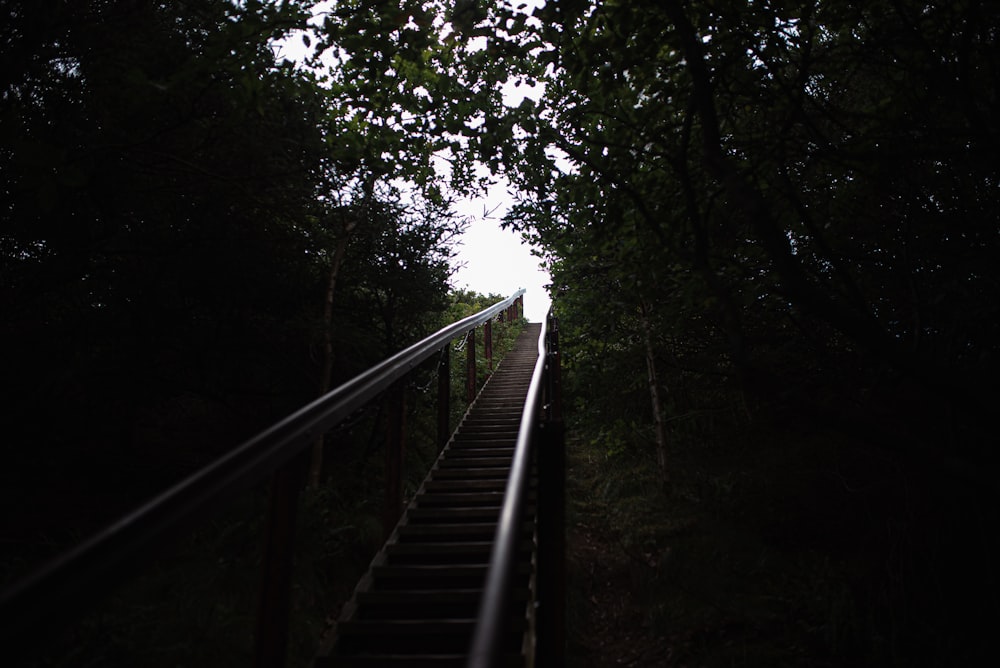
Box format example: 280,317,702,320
254,455,304,668
484,319,494,372
466,327,477,404
383,381,407,538
537,312,565,666
437,345,450,452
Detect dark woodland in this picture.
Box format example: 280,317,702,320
2,1,998,666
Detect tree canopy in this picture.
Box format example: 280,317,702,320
481,0,1000,454
3,0,998,664
475,1,998,663
0,0,470,554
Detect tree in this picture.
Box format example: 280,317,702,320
307,184,463,486
492,0,1000,456
467,1,1000,662
0,0,468,553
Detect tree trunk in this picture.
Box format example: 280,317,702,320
308,177,374,489
639,300,669,487
308,229,353,489
661,0,989,417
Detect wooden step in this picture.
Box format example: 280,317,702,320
319,654,525,668
334,617,526,654
446,439,517,450
405,506,502,522
416,491,531,506
395,521,533,541
437,457,511,468
429,468,510,480
422,479,508,492
320,323,542,667
441,447,515,459
384,540,532,563
452,431,520,441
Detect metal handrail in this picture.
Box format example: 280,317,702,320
0,288,525,658
467,308,563,667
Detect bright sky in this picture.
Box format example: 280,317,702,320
450,184,551,323
445,14,552,324
274,2,552,322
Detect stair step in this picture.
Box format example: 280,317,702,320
430,468,510,480
416,491,531,506
396,521,533,540
338,617,528,637
318,654,526,668
384,540,533,563
437,457,510,468
356,587,529,606
441,447,514,459
335,619,475,653
325,323,543,665
406,507,501,522
334,618,526,654
448,435,517,451
422,479,508,492
452,431,519,441
371,563,491,582
465,407,523,415
319,653,467,667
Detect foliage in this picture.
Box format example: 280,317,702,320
458,0,1000,664
7,0,998,664
496,0,1000,442
0,0,472,547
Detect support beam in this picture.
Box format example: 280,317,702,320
254,456,304,668
383,382,407,538
484,319,494,372
437,345,450,451
466,328,477,404
537,314,565,665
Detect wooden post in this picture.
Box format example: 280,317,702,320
536,418,566,666
437,345,450,452
484,319,494,372
466,328,477,404
254,455,304,668
383,382,407,539
547,316,562,422
536,313,565,665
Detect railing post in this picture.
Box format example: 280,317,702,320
383,381,407,538
546,317,562,422
484,319,494,372
536,313,565,666
466,328,477,404
437,345,450,452
254,454,305,668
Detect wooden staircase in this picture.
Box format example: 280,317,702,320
318,323,542,667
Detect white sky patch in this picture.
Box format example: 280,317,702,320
274,0,552,320
450,177,551,323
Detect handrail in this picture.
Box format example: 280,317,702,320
467,307,564,667
0,288,525,660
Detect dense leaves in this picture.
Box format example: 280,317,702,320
4,0,999,664
0,0,467,564
495,0,1000,456
468,0,1000,664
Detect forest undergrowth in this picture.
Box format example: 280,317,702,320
565,406,994,667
